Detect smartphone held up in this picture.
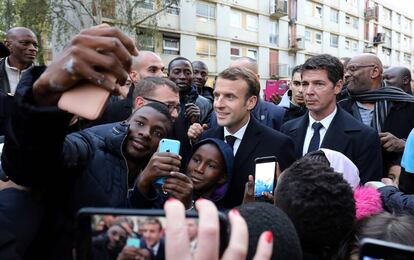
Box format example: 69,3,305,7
254,156,277,198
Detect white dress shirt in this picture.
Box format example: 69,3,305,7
224,118,250,156
302,107,337,156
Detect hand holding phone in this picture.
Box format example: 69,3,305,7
155,139,181,185
254,156,277,198
57,75,115,120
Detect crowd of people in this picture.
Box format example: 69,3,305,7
1,24,414,260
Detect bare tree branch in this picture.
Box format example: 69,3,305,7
71,0,98,25
133,0,177,27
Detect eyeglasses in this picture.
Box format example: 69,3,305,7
346,64,375,73
142,97,181,114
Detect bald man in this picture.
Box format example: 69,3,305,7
92,51,168,126
383,66,412,94
209,57,286,131
1,27,38,95
340,53,414,176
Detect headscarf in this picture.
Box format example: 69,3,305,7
320,148,360,189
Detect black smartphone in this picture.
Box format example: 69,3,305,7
359,238,414,260
254,156,277,197
75,208,230,260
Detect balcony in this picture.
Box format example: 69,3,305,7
364,6,378,20
364,46,376,53
269,64,289,78
289,36,305,52
373,33,385,46
270,0,288,19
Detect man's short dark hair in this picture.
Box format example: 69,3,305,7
302,54,344,86
167,56,193,74
133,77,179,101
218,67,260,99
291,65,302,78
142,217,163,231
275,157,355,258
132,102,173,126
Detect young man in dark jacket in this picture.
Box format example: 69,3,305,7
0,25,191,259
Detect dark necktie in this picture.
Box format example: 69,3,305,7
225,135,237,151
307,122,323,153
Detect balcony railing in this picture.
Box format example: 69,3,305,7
289,36,305,51
270,0,288,19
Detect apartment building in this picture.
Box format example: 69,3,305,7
52,0,413,87
143,0,413,88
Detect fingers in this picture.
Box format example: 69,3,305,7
70,34,133,74
221,209,249,260
165,199,191,260
252,231,273,260
243,175,255,204
194,199,220,260
188,123,205,141
80,26,139,56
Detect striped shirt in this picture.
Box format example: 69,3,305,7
356,101,374,127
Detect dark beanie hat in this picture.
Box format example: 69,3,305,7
235,202,302,260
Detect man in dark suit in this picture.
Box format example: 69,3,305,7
140,218,165,260
281,54,382,183
189,67,296,208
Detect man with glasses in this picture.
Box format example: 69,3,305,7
281,54,382,184
340,53,414,176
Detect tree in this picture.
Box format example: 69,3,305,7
50,0,180,54
0,0,181,63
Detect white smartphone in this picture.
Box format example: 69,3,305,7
254,156,277,197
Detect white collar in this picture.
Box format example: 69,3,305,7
224,117,250,140
5,57,33,72
308,106,337,129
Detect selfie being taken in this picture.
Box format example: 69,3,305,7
1,0,414,260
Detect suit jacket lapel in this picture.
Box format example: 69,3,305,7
234,117,261,167
287,114,309,157
321,109,351,152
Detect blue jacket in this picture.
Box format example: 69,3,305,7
379,186,414,215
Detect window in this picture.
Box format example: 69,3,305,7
269,21,278,45
345,39,350,50
345,16,351,25
352,17,358,29
163,37,180,55
383,29,392,47
305,30,311,42
352,41,358,51
196,38,217,57
315,32,322,44
231,11,242,28
396,51,400,62
138,0,154,9
230,47,241,57
196,2,216,22
397,14,401,25
247,49,257,60
137,33,154,51
396,32,401,45
382,47,391,56
246,15,258,31
315,5,323,19
404,53,411,64
330,34,339,48
383,7,391,21
166,6,180,15
330,9,339,23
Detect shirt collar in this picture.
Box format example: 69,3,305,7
5,57,34,72
224,117,250,140
308,106,337,129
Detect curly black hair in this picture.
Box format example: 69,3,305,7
274,157,356,258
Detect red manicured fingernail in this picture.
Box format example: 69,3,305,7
231,208,240,216
265,231,273,243
167,198,177,202
196,198,206,202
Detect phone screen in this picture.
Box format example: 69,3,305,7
254,161,276,197
359,238,414,260
76,208,230,260
87,214,197,259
